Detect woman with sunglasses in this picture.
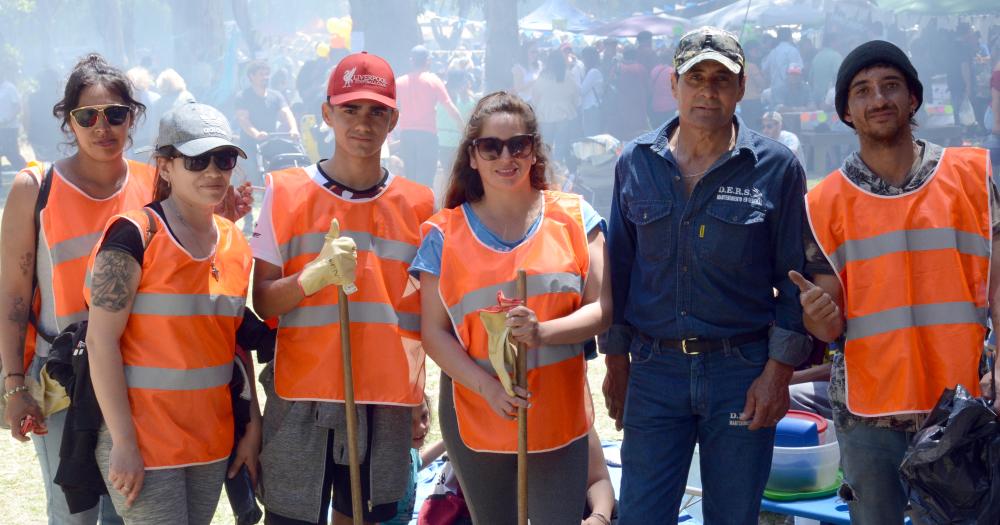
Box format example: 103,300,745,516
0,54,253,525
85,102,258,524
0,53,156,525
412,91,612,523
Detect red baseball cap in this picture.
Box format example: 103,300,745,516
327,51,396,109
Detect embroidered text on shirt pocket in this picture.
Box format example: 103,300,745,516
625,200,673,262
698,202,766,266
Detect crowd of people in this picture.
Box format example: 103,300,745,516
0,12,999,525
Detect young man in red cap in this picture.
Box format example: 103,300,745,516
249,51,434,525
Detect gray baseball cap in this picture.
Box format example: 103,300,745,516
674,26,745,75
155,102,246,158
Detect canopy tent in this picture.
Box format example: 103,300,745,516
519,0,597,32
590,14,692,37
692,0,826,30
874,0,1000,14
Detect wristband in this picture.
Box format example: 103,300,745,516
588,512,610,525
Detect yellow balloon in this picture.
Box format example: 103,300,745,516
326,17,338,34
316,42,330,58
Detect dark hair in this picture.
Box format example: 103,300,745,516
247,59,270,78
444,91,549,209
152,146,177,201
517,40,538,68
623,46,639,62
53,53,145,147
544,49,567,83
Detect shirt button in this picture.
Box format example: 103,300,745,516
674,176,680,181
680,310,688,316
682,220,690,226
681,265,688,272
643,212,648,220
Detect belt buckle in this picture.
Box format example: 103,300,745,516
681,338,699,355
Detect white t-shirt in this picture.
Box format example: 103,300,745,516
778,130,806,168
249,163,397,267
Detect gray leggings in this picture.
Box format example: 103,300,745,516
96,428,227,525
439,374,589,525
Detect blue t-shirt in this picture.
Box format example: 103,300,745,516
385,448,421,525
409,198,605,278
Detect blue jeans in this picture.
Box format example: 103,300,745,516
834,413,916,525
618,337,775,525
29,354,122,525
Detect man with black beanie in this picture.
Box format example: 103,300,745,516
790,40,1000,524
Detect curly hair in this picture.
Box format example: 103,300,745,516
443,91,550,209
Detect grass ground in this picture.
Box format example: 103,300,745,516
0,357,621,524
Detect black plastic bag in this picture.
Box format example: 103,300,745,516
899,385,1000,524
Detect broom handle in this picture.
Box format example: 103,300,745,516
516,269,528,525
339,287,363,525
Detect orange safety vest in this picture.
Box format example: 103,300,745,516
806,147,991,416
86,208,252,469
24,160,154,370
427,190,593,453
268,166,433,404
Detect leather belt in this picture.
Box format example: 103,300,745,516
640,328,770,356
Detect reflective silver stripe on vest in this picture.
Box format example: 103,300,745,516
846,301,988,341
49,232,103,266
828,228,990,274
124,362,233,390
474,343,584,374
281,301,417,330
447,272,583,325
130,293,246,317
279,230,418,264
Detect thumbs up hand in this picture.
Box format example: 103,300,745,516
298,219,358,296
788,270,840,325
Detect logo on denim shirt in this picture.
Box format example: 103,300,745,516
729,412,750,427
716,186,764,207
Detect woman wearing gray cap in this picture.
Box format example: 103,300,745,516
85,103,260,524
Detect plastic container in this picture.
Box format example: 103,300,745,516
775,417,819,447
766,433,841,493
785,411,829,442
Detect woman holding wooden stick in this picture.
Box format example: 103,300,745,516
413,91,612,523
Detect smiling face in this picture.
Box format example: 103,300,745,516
411,401,429,449
468,112,537,195
843,65,917,143
671,60,745,132
70,84,132,162
323,99,398,159
156,147,237,208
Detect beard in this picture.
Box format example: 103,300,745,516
858,106,911,146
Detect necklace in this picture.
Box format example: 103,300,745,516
165,199,220,281
670,125,737,180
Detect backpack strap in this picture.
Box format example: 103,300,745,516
29,165,55,344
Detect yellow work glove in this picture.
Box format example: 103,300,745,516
297,219,358,296
479,309,517,397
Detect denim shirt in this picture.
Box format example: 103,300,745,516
605,116,811,366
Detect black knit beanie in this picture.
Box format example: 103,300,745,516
834,40,923,128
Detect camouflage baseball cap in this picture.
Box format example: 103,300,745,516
674,27,745,75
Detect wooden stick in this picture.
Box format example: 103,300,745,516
516,269,528,525
339,287,364,525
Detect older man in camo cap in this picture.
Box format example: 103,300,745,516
604,26,811,524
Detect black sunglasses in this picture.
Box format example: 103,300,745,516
70,104,132,128
175,150,240,172
471,134,535,161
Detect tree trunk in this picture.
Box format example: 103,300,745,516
348,0,422,74
170,0,226,76
484,0,518,92
93,0,126,66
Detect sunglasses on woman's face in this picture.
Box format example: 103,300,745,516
69,104,132,128
471,134,535,161
175,150,240,172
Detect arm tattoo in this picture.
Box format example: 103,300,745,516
18,252,33,277
90,250,136,312
8,296,28,355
